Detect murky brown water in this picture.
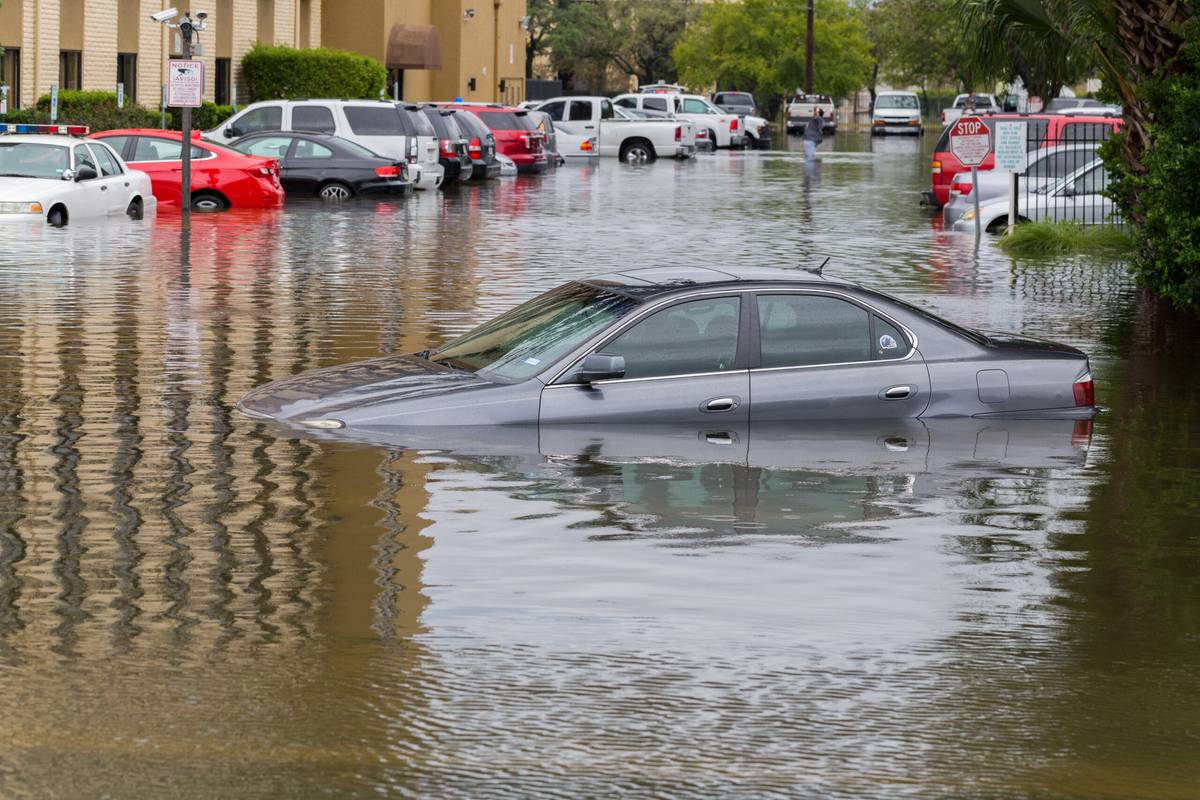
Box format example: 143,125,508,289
1,133,1199,798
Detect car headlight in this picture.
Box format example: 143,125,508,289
0,201,43,214
961,208,977,221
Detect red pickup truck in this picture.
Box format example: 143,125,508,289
925,113,1122,207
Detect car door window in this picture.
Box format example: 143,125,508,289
96,136,130,160
602,297,740,380
129,137,207,162
541,101,565,121
240,136,294,159
567,101,593,122
72,145,97,178
680,98,711,114
1071,166,1108,196
642,97,668,113
236,105,283,134
293,140,335,159
871,315,912,360
292,105,336,134
614,97,637,109
90,143,123,176
757,294,872,368
600,100,615,119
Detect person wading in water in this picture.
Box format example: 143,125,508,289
803,109,824,160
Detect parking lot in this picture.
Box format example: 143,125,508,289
3,133,1200,797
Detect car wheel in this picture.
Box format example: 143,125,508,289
619,141,655,164
126,197,144,220
47,206,67,228
318,181,354,200
190,192,228,212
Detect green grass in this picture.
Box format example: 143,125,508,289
998,220,1135,257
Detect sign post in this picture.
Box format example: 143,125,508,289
50,85,59,124
168,54,204,218
948,116,991,240
994,121,1027,234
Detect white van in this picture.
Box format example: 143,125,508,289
871,91,923,136
204,99,444,189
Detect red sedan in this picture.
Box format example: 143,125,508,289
440,103,547,174
89,128,284,210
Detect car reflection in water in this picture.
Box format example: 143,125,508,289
265,417,1093,541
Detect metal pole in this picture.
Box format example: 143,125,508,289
1008,170,1017,233
804,0,814,95
972,165,981,240
180,20,193,219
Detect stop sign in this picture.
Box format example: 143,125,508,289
949,117,991,166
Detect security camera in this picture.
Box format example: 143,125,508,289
196,10,208,20
150,7,178,23
463,7,476,18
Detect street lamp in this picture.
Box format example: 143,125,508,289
151,8,207,218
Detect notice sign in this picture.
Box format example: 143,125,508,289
948,117,991,167
167,59,204,108
994,121,1027,173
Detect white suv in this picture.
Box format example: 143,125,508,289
204,99,443,190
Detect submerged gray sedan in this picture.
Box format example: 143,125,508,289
237,266,1096,430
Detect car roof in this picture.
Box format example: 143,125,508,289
0,134,77,145
583,266,859,297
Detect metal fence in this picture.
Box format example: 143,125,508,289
1014,119,1121,227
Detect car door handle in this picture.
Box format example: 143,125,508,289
702,396,739,413
881,385,913,400
584,125,595,129
704,431,739,445
100,185,108,191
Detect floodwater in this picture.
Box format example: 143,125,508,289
1,133,1198,798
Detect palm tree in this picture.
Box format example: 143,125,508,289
964,0,1192,179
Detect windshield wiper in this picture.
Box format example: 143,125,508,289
434,357,476,374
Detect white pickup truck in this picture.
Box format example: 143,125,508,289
613,93,749,149
533,96,696,163
940,94,1002,126
786,94,837,134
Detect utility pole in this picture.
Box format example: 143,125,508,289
179,14,196,220
804,0,815,95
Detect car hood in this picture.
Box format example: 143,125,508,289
237,354,493,422
0,177,67,199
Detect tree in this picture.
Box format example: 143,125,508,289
876,0,1002,96
674,0,874,118
604,1,699,86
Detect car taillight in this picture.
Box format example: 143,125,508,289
675,126,681,142
730,118,739,131
468,137,482,159
932,159,942,175
951,180,972,196
440,139,456,157
1073,373,1095,407
580,138,594,152
375,165,401,178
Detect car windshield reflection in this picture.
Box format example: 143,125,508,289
0,142,70,179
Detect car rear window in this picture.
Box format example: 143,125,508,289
1060,122,1114,142
344,106,408,136
453,111,490,138
398,106,436,137
477,111,535,131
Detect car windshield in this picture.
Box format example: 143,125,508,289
954,95,993,107
429,283,641,382
0,142,71,179
876,95,919,110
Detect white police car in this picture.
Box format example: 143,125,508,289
0,124,156,226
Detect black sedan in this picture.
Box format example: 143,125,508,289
420,107,474,184
448,108,502,180
229,132,412,200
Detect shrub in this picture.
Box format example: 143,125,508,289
241,44,387,102
169,102,235,131
1103,18,1200,309
7,90,164,131
998,220,1135,257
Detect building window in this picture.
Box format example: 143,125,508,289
117,53,137,105
388,68,404,101
215,58,231,105
0,48,19,110
60,51,83,90
257,0,275,45
299,0,312,48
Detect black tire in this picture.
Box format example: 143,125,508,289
190,191,228,212
47,206,67,227
619,139,656,164
318,181,354,200
126,197,144,220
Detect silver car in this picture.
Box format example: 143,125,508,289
943,144,1099,226
238,267,1096,430
953,160,1119,232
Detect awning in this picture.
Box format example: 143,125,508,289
387,24,442,70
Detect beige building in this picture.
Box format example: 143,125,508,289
0,0,524,112
322,0,527,104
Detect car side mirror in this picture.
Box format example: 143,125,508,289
224,126,240,138
576,353,625,384
60,168,76,181
74,165,98,181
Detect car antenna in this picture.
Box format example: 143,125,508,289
804,257,831,277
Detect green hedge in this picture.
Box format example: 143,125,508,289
1104,18,1200,308
241,44,387,102
1,91,233,133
